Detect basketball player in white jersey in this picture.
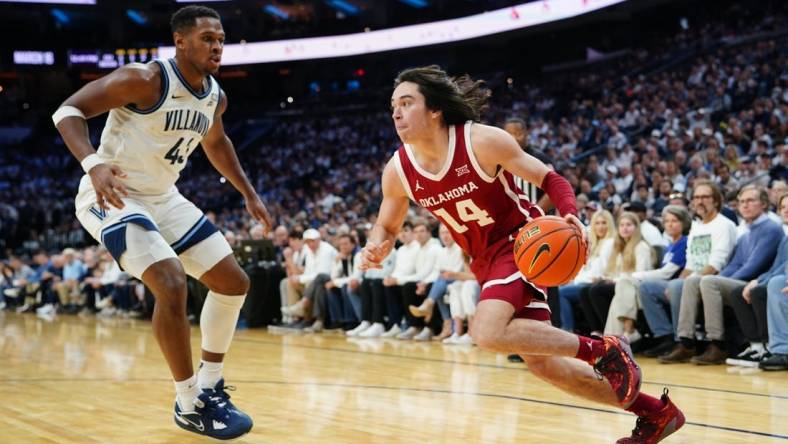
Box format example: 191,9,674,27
52,6,271,440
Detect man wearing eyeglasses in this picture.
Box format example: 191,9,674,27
661,183,782,364
639,180,737,359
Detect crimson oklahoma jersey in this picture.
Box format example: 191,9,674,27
394,120,548,287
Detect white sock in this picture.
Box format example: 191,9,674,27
200,291,246,356
751,342,765,353
174,374,201,412
198,360,223,389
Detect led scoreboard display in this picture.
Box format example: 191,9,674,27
67,48,159,68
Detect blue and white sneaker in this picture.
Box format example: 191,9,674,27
203,378,239,411
174,392,253,440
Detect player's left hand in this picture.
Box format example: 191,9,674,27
245,194,274,234
563,213,587,243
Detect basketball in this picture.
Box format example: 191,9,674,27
513,216,587,287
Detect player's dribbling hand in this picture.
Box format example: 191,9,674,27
563,213,587,242
89,163,128,210
563,213,590,260
245,194,274,235
360,239,392,270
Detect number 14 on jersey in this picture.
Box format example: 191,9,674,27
433,198,495,233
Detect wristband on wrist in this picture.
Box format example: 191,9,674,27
80,154,104,174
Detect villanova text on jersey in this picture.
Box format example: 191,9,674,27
164,109,211,137
84,58,220,195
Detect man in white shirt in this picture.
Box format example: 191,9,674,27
280,228,337,329
394,220,442,340
643,180,737,363
325,234,364,331
278,230,305,325
408,224,465,340
348,229,396,338
381,221,418,337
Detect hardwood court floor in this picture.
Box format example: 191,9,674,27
1,311,786,444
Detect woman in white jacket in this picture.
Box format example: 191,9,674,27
604,205,691,341
580,211,653,336
442,255,480,345
558,209,616,332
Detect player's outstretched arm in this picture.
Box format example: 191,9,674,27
361,158,410,270
473,125,584,236
201,89,274,233
53,64,161,210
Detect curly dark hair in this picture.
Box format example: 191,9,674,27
394,65,491,125
170,5,221,34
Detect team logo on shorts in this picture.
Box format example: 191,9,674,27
89,205,107,220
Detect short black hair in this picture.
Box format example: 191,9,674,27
171,5,220,34
338,233,356,245
505,117,526,128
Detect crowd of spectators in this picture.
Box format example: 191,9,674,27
1,2,787,369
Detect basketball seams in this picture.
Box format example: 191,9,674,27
557,236,582,285
529,233,573,282
514,226,576,264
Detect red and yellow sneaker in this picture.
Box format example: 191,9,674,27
593,335,642,408
617,389,685,444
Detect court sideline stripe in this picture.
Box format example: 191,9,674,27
23,317,787,401
239,380,788,441
2,377,785,440
232,336,788,401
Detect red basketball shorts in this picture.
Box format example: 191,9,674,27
471,236,551,322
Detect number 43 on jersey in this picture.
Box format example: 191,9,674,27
164,137,195,165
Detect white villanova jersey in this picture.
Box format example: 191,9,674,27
93,58,220,196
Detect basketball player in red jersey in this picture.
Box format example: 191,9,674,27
361,66,684,443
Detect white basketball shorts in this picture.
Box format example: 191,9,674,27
74,176,232,280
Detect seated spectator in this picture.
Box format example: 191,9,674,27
760,273,788,370
408,224,465,341
605,205,690,344
278,230,305,325
715,164,739,197
325,234,363,330
394,220,441,341
271,225,289,262
3,255,35,311
280,228,337,331
381,221,418,337
558,209,615,332
90,250,132,317
622,201,667,248
348,244,394,338
54,248,87,314
652,180,674,214
644,180,737,359
443,256,480,346
724,192,788,367
579,211,653,336
663,185,782,365
29,251,61,317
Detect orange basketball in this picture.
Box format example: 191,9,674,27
513,216,587,287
